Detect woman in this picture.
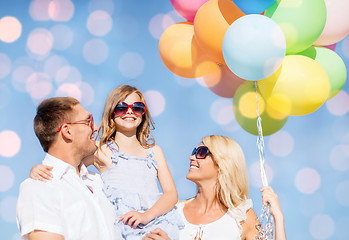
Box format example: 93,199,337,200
143,135,286,240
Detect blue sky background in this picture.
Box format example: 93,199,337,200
0,0,349,239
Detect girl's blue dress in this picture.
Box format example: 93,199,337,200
101,141,184,240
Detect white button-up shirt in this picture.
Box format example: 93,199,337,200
16,154,115,240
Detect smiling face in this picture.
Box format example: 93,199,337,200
114,92,143,134
70,104,98,158
186,143,219,184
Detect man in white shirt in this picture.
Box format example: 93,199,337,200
16,97,115,240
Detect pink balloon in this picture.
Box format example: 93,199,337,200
314,0,349,45
203,64,246,98
170,0,210,22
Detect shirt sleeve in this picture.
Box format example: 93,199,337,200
16,179,64,237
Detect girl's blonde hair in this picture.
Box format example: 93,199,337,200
202,135,249,209
98,85,155,148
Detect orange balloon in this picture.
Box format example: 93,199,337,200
159,22,219,78
194,0,245,64
203,64,246,98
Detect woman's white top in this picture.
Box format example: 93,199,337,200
177,199,253,240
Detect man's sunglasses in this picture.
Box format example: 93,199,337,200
191,146,210,159
113,102,146,116
57,114,94,132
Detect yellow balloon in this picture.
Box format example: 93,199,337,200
258,55,330,116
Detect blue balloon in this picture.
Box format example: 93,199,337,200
233,0,276,14
223,14,286,81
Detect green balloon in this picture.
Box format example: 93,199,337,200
265,0,326,54
297,46,347,100
233,81,288,136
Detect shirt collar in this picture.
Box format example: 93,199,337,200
79,162,94,180
42,154,84,179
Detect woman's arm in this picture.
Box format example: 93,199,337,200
261,186,286,240
120,145,178,228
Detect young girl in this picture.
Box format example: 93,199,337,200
31,85,183,239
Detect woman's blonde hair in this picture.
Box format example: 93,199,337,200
202,135,249,209
98,85,155,148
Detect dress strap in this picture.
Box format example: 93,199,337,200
107,141,118,152
146,147,158,170
107,141,129,164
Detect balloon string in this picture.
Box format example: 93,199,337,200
254,81,274,240
254,81,268,187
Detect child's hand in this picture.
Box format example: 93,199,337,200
30,164,53,182
143,228,170,240
119,210,152,229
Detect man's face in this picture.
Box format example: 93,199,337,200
69,104,97,158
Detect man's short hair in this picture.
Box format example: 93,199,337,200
34,97,80,152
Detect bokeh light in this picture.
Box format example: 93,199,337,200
55,65,81,84
29,0,51,21
118,52,144,79
0,54,11,79
144,90,166,117
0,196,17,223
295,168,321,194
149,14,175,39
210,98,235,125
249,161,274,188
0,131,21,158
0,16,22,43
56,83,82,100
87,10,112,36
26,72,52,99
309,214,335,239
77,82,94,107
326,90,349,116
44,55,69,78
83,39,109,65
12,66,35,92
329,144,349,171
50,24,74,50
268,131,294,157
48,0,74,22
26,28,53,57
0,166,14,191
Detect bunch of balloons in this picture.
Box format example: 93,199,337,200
159,0,349,136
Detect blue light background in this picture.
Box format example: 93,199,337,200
1,0,349,239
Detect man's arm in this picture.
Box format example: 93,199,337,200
17,180,65,238
28,230,64,240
